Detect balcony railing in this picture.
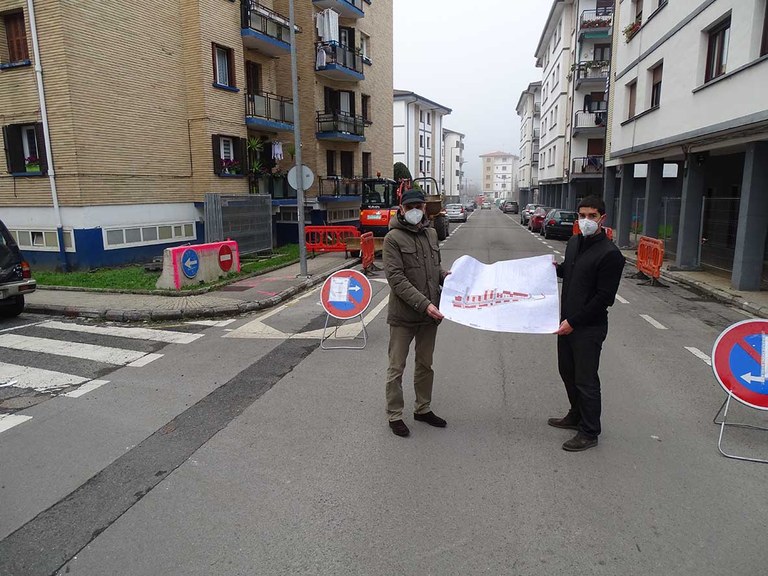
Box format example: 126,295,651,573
574,61,610,87
241,2,296,56
319,176,363,197
579,8,613,35
316,111,367,141
572,156,605,176
245,92,294,130
312,0,364,19
533,128,540,140
251,174,296,199
573,110,607,131
315,41,364,81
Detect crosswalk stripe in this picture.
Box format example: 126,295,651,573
0,334,147,365
0,362,88,392
0,414,32,433
127,353,163,367
62,380,110,398
185,319,236,327
39,321,204,344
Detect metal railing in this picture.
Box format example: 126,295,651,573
319,176,363,196
574,110,607,129
315,41,363,74
241,1,293,42
316,111,367,136
574,61,610,83
250,174,296,199
245,92,294,124
572,156,605,175
317,0,364,10
580,8,613,31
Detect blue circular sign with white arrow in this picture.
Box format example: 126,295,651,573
712,319,768,410
181,249,199,279
320,270,372,320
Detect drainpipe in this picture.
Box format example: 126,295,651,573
27,0,68,271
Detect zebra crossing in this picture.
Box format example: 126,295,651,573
0,319,208,434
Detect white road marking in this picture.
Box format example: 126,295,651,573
63,379,110,398
0,362,88,391
0,334,148,365
40,321,204,344
685,347,712,366
616,294,630,304
553,250,562,255
0,321,43,334
544,244,552,248
640,314,668,330
127,353,164,367
186,319,236,327
0,414,32,434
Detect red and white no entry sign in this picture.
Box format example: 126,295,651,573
218,244,234,272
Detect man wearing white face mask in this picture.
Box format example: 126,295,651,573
382,188,450,437
550,196,625,452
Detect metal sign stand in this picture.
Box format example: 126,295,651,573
714,391,768,464
320,313,368,350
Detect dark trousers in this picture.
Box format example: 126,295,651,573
557,324,608,438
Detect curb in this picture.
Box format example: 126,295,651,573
24,258,361,323
623,255,767,319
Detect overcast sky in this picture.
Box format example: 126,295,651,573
393,0,553,187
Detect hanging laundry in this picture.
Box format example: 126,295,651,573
316,44,327,68
272,141,284,161
326,9,339,43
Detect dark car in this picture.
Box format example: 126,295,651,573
520,203,541,225
528,206,552,233
463,202,475,213
0,219,36,318
542,209,578,240
502,200,519,214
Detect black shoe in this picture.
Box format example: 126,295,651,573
547,415,579,430
389,420,410,437
562,432,598,452
414,411,447,428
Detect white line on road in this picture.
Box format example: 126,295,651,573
186,319,236,327
63,379,110,398
127,353,164,367
0,362,88,391
0,321,44,334
640,314,668,330
616,294,630,304
553,250,562,255
544,244,552,248
685,347,712,366
0,414,32,434
0,334,148,365
40,321,204,344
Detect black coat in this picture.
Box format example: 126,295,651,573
556,231,625,328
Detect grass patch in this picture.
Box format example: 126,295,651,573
36,244,301,291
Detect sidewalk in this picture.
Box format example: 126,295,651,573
620,249,768,319
24,253,358,322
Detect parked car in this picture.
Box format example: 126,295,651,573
446,203,468,223
481,201,492,210
463,202,475,213
520,203,541,225
0,219,36,318
542,209,578,240
502,200,519,214
528,206,552,233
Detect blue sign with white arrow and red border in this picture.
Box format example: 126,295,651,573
712,319,768,410
181,249,199,279
320,270,372,320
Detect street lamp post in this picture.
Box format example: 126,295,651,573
288,0,307,277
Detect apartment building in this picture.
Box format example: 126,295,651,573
480,152,519,201
393,90,451,195
516,82,542,207
605,0,768,290
0,0,393,268
442,128,465,203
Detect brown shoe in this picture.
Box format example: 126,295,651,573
562,432,598,452
414,411,447,427
547,414,579,430
389,420,410,437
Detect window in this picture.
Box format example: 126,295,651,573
3,11,28,63
361,94,371,122
427,136,431,149
419,134,424,147
634,0,644,23
11,228,74,252
360,33,370,60
419,110,424,122
426,160,431,172
627,81,637,118
596,0,613,15
553,105,558,125
340,151,354,178
594,43,611,62
650,63,663,108
705,18,730,82
212,43,235,88
427,112,431,125
420,160,424,172
762,4,768,56
362,152,371,178
103,222,195,250
2,123,47,174
326,150,336,176
556,63,560,84
211,134,245,176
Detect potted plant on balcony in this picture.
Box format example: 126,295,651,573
581,18,609,29
221,159,241,175
25,155,41,173
623,20,641,42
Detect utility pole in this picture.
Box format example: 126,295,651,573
288,0,307,277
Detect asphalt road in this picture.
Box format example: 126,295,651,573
1,208,765,576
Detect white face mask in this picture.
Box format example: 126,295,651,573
578,217,600,237
404,208,424,226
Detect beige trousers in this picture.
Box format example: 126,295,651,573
385,323,438,421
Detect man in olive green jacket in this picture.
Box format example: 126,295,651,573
383,188,450,437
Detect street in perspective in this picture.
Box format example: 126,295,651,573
1,0,768,575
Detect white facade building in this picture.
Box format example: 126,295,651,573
606,0,768,290
442,129,466,202
393,90,452,194
480,152,519,201
516,82,542,206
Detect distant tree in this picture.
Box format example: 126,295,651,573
393,162,412,182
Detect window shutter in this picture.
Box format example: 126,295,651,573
233,137,246,173
34,123,48,174
2,125,25,173
212,134,222,174
5,12,29,62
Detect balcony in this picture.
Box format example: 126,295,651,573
533,128,540,140
534,103,541,116
241,2,294,57
251,174,295,199
316,111,367,142
532,153,540,164
574,61,610,89
245,92,294,132
319,176,363,197
315,41,364,82
572,110,607,136
579,8,613,39
312,0,364,19
571,156,604,178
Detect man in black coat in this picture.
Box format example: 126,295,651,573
550,196,625,452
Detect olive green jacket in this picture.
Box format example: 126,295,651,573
383,213,448,326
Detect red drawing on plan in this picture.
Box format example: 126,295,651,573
452,289,545,309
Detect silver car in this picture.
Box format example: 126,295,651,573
445,203,467,222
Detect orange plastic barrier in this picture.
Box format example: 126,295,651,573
571,221,614,241
360,232,375,271
305,226,360,254
636,236,665,279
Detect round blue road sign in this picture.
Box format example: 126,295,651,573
712,319,768,410
181,249,200,279
320,270,372,320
